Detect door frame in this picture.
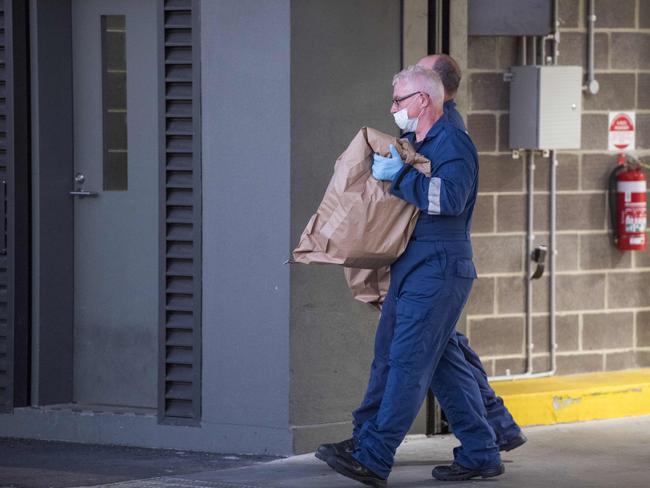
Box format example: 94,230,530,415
29,0,202,425
32,0,164,408
29,0,75,406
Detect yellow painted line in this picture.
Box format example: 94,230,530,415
491,368,650,426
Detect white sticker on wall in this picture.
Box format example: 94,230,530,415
608,112,635,152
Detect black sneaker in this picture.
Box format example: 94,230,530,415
432,462,505,481
326,451,387,488
315,437,356,462
499,432,527,452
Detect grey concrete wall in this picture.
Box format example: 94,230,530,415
449,0,469,119
403,0,428,67
200,0,292,454
463,0,650,376
289,0,411,454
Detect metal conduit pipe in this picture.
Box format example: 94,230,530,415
491,151,542,381
530,36,537,66
585,0,599,94
491,2,561,382
491,36,535,382
526,151,535,374
492,36,537,381
497,147,560,381
548,0,560,375
549,152,558,373
553,0,560,64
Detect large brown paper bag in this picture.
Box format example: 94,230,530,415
292,127,430,270
344,266,390,310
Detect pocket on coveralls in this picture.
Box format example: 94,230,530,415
395,246,447,314
424,251,447,278
454,259,478,280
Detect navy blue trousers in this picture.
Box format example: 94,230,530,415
456,332,521,445
351,240,500,478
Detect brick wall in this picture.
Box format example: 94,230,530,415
462,0,650,376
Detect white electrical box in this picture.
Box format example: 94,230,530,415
509,65,582,150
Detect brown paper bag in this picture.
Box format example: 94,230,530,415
343,266,390,310
292,127,430,269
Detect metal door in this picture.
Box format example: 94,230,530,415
72,0,158,408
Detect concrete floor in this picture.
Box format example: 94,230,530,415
91,416,650,488
0,438,276,488
2,416,649,488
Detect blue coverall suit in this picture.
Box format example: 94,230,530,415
351,115,501,478
442,100,522,446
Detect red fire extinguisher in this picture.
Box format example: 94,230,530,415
609,154,647,251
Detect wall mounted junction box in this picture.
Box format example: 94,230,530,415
509,65,582,150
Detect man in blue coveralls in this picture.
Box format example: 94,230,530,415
321,66,505,486
416,54,527,451
317,55,525,475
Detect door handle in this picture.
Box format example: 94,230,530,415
70,173,97,197
69,190,98,198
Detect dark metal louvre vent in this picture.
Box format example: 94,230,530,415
0,0,11,413
158,0,202,425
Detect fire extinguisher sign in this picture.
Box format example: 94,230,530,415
608,111,635,152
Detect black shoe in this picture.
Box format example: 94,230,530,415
326,452,387,488
499,432,527,452
432,462,505,481
315,437,356,462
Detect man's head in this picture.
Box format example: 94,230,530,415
391,65,444,115
390,65,444,134
417,54,461,101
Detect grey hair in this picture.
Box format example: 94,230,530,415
392,65,444,108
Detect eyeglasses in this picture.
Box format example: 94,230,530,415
391,91,422,109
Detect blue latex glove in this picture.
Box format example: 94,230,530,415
372,144,405,181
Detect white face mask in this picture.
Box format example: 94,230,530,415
393,108,419,133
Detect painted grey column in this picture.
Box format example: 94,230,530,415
449,0,469,120
200,0,292,454
290,0,403,454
